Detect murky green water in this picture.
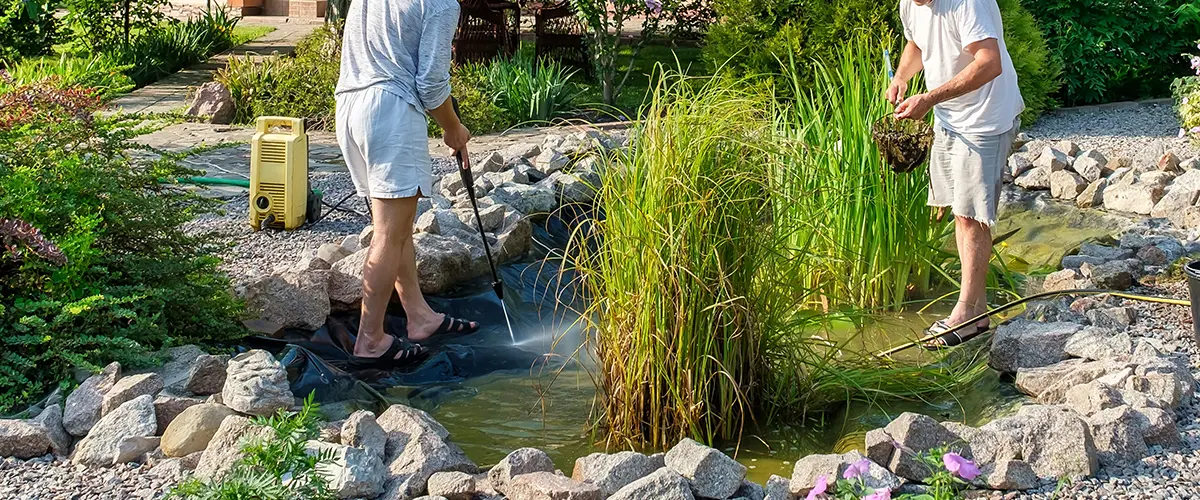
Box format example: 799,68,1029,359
393,199,1120,482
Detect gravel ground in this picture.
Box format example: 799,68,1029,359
1022,102,1200,164
0,456,172,500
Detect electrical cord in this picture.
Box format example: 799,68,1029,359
878,288,1191,358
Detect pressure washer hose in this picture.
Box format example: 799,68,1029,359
878,288,1192,358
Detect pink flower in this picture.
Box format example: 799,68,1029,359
862,488,892,500
942,452,981,481
644,0,662,14
805,475,828,500
843,458,872,480
1191,126,1200,134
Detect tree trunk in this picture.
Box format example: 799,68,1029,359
122,0,131,47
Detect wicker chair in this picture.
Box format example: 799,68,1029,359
454,0,521,64
534,0,590,76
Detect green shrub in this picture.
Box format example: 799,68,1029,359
0,0,60,63
0,81,244,413
1,53,135,98
484,50,581,123
217,25,340,129
170,394,337,500
1173,75,1200,136
109,8,242,87
65,0,168,51
1033,0,1200,105
437,62,517,135
705,0,1060,122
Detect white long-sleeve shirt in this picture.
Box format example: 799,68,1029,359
335,0,459,113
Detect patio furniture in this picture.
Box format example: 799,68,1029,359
454,0,521,64
534,0,590,75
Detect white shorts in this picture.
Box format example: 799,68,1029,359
335,87,432,199
927,118,1020,226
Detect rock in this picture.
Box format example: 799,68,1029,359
986,460,1039,491
490,448,556,495
318,242,353,265
185,81,235,124
427,471,481,500
492,183,558,217
507,472,602,500
1086,307,1135,331
1159,152,1182,173
63,362,120,437
571,451,659,497
31,404,70,456
412,232,475,295
1103,182,1164,215
1134,406,1179,446
1151,190,1200,225
377,404,451,448
152,392,205,433
989,320,1080,373
359,225,375,248
1073,150,1109,182
1013,359,1089,397
512,163,541,184
1079,244,1135,261
1050,170,1087,200
455,204,506,234
114,436,159,464
764,474,793,500
327,248,369,305
1088,262,1135,290
1141,170,1176,187
1015,167,1051,189
1131,357,1195,408
548,172,598,204
533,149,570,176
1034,147,1069,171
150,457,186,481
475,151,506,175
1008,153,1034,177
665,438,747,499
308,440,387,499
864,427,895,466
1054,141,1080,157
244,270,331,331
291,256,332,273
1061,254,1105,270
789,450,900,493
379,405,475,500
1063,327,1132,361
874,413,960,481
1107,157,1133,174
1182,206,1200,228
221,350,294,417
941,422,1026,489
161,403,238,458
185,354,228,396
441,171,466,198
1064,381,1124,416
1035,360,1131,404
0,419,53,459
981,405,1098,480
1076,179,1108,208
101,373,163,416
734,479,765,500
193,415,272,482
343,410,387,463
608,468,694,500
71,395,156,466
341,234,362,253
504,143,542,161
1087,406,1148,467
1137,244,1168,266
1042,268,1081,292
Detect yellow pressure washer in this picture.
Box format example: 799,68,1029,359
249,117,321,231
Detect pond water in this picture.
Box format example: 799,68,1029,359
365,198,1126,482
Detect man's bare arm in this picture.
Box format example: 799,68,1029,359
886,40,924,105
895,38,1003,119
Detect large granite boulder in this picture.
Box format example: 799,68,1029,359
221,350,294,417
665,438,747,499
980,405,1098,480
71,395,157,466
63,362,121,437
989,320,1081,373
572,451,660,497
161,403,238,458
307,440,387,499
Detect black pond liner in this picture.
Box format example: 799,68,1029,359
240,203,600,417
1185,260,1200,345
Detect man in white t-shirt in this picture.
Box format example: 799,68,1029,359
888,0,1023,347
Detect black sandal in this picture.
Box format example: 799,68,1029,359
920,319,989,350
348,336,428,369
430,315,480,337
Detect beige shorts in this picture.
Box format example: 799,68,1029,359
927,118,1019,226
335,87,432,199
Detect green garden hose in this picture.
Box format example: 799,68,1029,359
878,289,1191,358
170,176,252,188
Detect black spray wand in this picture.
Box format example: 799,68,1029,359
450,97,516,343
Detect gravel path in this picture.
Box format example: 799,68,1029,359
1023,102,1200,164
0,457,172,500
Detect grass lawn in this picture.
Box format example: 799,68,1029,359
231,25,276,46
575,43,706,117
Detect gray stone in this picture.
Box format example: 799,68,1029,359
185,354,228,396
1036,360,1132,404
381,409,475,500
1008,153,1034,177
63,362,120,437
1087,406,1148,467
359,225,375,248
1015,167,1051,190
377,404,451,449
193,415,273,482
1141,170,1177,188
989,320,1081,373
1088,262,1135,290
548,172,598,204
986,460,1039,491
789,450,900,493
441,171,466,198
1159,152,1182,173
1103,182,1164,215
327,248,369,305
665,438,747,499
503,143,541,161
1014,359,1089,398
533,149,570,176
490,448,555,496
1137,244,1168,266
427,471,480,500
186,81,235,124
308,440,387,499
341,234,362,253
1074,150,1109,182
71,395,156,466
1042,268,1081,292
413,232,476,295
1055,140,1081,157
980,405,1098,480
571,451,659,497
1061,254,1106,270
31,404,70,457
1063,327,1133,361
0,419,53,459
455,204,506,234
244,270,331,331
342,410,387,463
114,436,159,464
1079,244,1135,261
1051,170,1087,200
1086,307,1135,331
1133,407,1179,446
764,475,793,500
475,152,506,175
608,468,694,500
874,413,960,482
1076,179,1107,208
149,457,186,481
492,183,558,217
152,392,205,433
1064,381,1124,417
291,256,332,273
102,373,163,416
507,472,602,500
318,242,353,265
1131,357,1195,408
734,479,765,500
161,403,238,458
221,350,294,417
1035,147,1069,172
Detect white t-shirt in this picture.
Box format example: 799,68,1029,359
899,0,1024,136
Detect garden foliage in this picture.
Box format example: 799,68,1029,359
0,80,244,413
1033,0,1200,105
0,0,59,63
571,0,663,105
65,0,169,51
0,54,136,98
217,25,342,129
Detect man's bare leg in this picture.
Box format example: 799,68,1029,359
946,216,991,327
353,197,420,358
391,230,474,341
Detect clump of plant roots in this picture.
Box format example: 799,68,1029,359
871,114,933,173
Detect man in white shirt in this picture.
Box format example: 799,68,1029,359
888,0,1023,346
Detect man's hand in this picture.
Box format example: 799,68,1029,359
895,93,934,120
443,122,471,170
886,79,908,106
